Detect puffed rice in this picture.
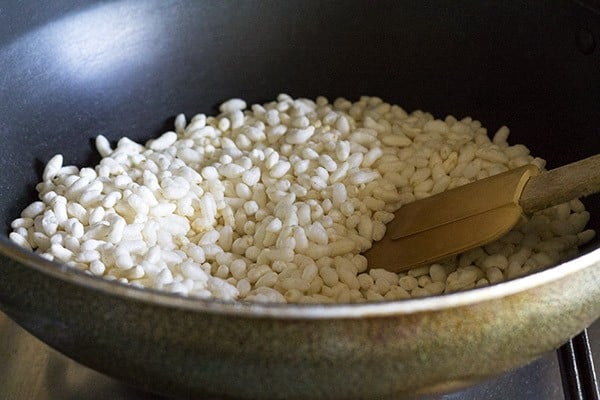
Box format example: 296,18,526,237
9,95,596,303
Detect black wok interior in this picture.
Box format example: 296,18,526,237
1,1,599,254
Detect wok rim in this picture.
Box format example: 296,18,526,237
0,236,598,319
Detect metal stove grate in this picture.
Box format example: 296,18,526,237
558,330,600,400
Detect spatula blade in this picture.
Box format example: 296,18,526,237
365,204,523,272
364,165,539,273
389,165,539,240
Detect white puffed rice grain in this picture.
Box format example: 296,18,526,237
9,95,596,303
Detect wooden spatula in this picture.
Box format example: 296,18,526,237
364,154,600,273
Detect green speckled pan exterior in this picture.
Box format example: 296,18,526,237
0,242,598,399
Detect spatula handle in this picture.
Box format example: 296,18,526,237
520,154,600,214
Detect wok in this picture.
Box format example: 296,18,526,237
0,1,599,399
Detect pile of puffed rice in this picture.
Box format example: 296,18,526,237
9,95,595,303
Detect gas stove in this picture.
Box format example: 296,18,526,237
0,312,597,399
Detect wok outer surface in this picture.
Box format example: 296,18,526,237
1,1,600,398
0,249,599,399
